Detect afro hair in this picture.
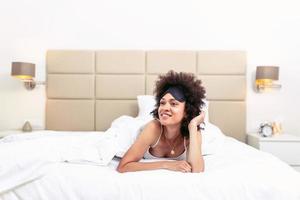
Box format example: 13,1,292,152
151,70,206,138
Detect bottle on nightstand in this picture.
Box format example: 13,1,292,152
272,121,283,135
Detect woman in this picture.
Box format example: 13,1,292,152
117,70,206,173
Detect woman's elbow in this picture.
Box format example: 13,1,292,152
117,167,125,173
192,165,205,173
192,168,204,173
117,164,126,173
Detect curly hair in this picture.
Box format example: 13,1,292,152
151,70,206,138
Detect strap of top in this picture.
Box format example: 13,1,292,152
183,137,187,151
151,119,163,148
151,119,187,151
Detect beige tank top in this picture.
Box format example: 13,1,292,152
143,120,187,160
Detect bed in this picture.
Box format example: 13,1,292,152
0,50,299,200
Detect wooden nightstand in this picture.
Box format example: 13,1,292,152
247,133,300,172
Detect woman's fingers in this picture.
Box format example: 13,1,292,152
172,161,192,172
181,161,192,172
184,162,192,171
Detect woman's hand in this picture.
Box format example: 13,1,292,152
164,160,192,173
188,111,205,130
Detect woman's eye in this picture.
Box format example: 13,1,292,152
160,101,165,105
171,102,177,106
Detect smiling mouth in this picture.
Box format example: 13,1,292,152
160,113,172,117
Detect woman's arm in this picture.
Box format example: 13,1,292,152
187,112,205,173
117,120,192,173
117,120,162,172
118,159,192,173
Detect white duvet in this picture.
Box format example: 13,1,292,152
0,131,117,194
0,130,300,200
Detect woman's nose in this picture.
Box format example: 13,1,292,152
161,103,170,110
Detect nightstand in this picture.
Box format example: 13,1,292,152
247,133,300,172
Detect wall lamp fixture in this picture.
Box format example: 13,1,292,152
255,66,281,92
11,62,45,90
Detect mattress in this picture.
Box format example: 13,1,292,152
0,131,299,200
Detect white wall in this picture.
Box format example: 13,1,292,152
1,0,300,135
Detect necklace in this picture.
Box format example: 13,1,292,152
164,134,181,155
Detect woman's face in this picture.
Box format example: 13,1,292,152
158,93,186,126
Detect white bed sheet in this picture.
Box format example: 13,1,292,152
1,135,300,200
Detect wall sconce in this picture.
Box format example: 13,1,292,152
255,66,281,92
11,62,45,90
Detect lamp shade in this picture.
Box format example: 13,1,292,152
11,62,35,80
256,66,279,80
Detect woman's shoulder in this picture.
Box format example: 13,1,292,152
139,119,161,139
144,119,161,132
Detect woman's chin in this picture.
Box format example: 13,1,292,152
158,119,168,125
159,119,175,126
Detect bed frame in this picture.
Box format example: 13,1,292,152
45,50,246,142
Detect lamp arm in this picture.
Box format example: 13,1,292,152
23,80,45,90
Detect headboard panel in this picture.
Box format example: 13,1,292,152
46,50,246,142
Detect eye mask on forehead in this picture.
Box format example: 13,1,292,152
162,86,186,102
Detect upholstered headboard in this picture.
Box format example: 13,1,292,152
46,50,246,141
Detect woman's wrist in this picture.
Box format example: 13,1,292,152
161,161,169,170
188,122,198,131
189,123,203,140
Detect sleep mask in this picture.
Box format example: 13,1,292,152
162,86,186,102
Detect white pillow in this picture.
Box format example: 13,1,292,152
201,122,225,155
137,95,209,123
202,99,209,124
137,95,156,119
105,114,224,158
